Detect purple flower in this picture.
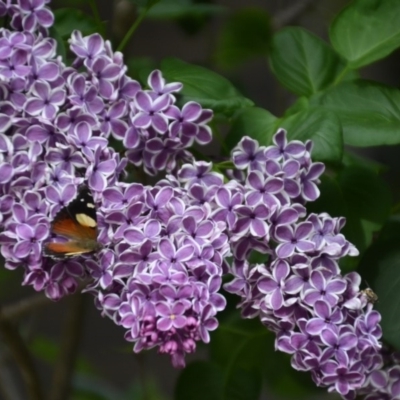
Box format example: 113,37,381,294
306,300,344,335
321,361,364,396
157,238,194,271
232,136,266,171
264,129,306,160
147,69,182,97
14,223,48,259
67,73,104,114
132,91,170,133
178,161,223,188
275,222,315,258
299,162,325,201
25,80,65,120
245,170,283,208
302,270,347,307
69,31,104,66
212,186,243,229
234,204,270,237
258,260,291,310
100,100,128,139
69,121,108,159
18,0,54,31
320,326,358,364
164,101,202,139
0,49,31,79
90,56,121,99
86,147,117,191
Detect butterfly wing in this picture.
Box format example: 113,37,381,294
44,185,99,258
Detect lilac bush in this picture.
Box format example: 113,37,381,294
0,0,398,398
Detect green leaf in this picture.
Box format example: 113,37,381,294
49,26,67,61
280,108,343,162
282,97,310,118
215,7,271,69
129,0,161,7
161,58,253,116
306,175,366,256
226,107,277,150
309,166,391,256
224,367,261,400
53,9,99,39
337,166,391,225
227,106,343,163
330,0,400,68
30,336,94,373
342,151,386,174
146,0,224,19
210,320,322,399
175,361,224,400
269,27,346,96
310,80,400,146
210,320,267,400
358,217,400,349
307,175,347,218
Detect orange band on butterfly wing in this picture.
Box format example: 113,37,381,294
44,241,95,256
51,217,97,240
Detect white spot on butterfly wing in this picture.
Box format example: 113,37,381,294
76,213,97,227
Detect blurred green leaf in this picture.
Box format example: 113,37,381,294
161,58,253,116
210,320,267,400
227,106,343,163
338,166,391,226
72,375,123,400
175,361,224,400
330,0,400,68
310,80,400,146
308,166,391,256
126,56,157,85
215,8,271,69
49,26,67,61
226,107,277,150
342,151,386,174
358,217,400,350
53,8,98,39
282,97,310,118
129,0,161,7
122,379,167,400
269,27,347,96
30,336,93,374
146,0,224,19
306,175,366,256
280,108,343,163
307,175,347,218
210,319,322,399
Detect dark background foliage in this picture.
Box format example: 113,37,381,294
2,0,400,399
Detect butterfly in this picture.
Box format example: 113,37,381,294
44,185,101,258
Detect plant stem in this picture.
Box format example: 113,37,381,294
88,0,105,37
48,294,85,400
117,5,152,52
0,319,42,400
332,65,350,87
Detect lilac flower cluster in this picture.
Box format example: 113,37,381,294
87,177,229,368
0,0,395,396
224,132,385,399
0,0,221,368
0,0,213,300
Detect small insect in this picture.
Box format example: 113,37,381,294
360,288,378,305
44,185,101,258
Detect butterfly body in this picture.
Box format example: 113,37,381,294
44,185,101,258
